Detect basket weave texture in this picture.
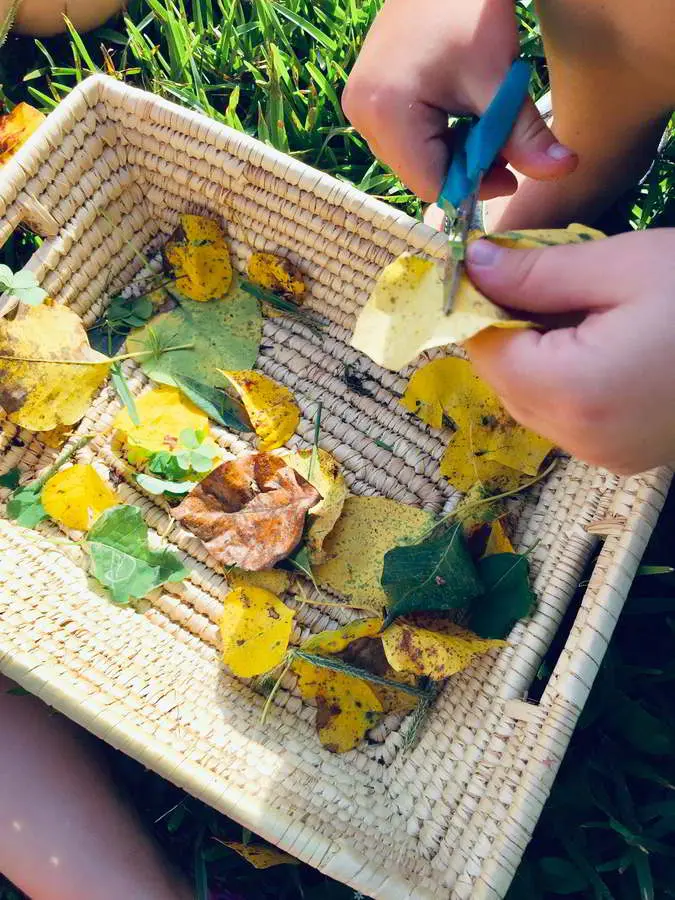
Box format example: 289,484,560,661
0,75,670,900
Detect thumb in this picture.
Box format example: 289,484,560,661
500,96,577,181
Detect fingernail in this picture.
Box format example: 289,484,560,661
546,142,573,160
467,240,503,267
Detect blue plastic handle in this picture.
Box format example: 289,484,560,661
438,59,531,211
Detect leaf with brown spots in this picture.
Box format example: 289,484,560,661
163,214,233,302
0,103,45,166
173,452,320,570
382,620,505,680
219,585,294,678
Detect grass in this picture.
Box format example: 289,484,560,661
2,1,675,898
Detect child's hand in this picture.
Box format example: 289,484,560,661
465,230,675,474
342,0,577,202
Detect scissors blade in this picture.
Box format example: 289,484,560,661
442,180,480,315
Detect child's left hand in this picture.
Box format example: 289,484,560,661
465,229,675,474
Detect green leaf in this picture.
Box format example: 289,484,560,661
0,267,48,306
469,553,536,639
86,505,189,604
148,452,187,480
6,485,47,528
0,467,21,489
538,857,590,895
180,427,199,449
605,693,675,756
127,287,261,392
110,362,140,426
381,522,483,628
637,565,675,576
136,473,197,495
173,375,248,431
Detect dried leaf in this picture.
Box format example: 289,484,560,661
227,569,292,595
0,304,110,431
219,842,298,869
128,287,261,393
0,102,45,165
220,370,299,451
86,505,188,604
402,356,554,492
314,496,436,610
41,463,117,531
173,452,320,571
382,620,505,680
292,655,383,753
219,585,294,678
468,552,535,639
163,214,233,301
114,386,210,462
351,225,604,370
285,448,348,560
247,253,305,299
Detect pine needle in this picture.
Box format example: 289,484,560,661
0,0,20,49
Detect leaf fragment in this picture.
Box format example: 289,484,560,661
218,841,298,869
173,452,320,571
285,448,348,560
0,102,45,165
227,569,292,596
247,252,305,299
469,552,536,639
302,617,384,654
41,463,117,531
163,214,233,301
484,520,515,556
114,386,210,461
220,370,300,451
86,505,189,604
382,621,505,680
6,485,46,527
219,585,294,678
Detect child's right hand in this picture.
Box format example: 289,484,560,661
342,0,577,202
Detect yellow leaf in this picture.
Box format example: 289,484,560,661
113,386,210,460
220,586,294,678
382,621,505,680
293,656,383,753
402,357,554,492
0,103,45,166
247,252,305,298
351,224,604,371
40,424,73,450
163,214,233,302
0,304,110,432
220,370,299,451
227,569,292,596
314,496,436,609
41,463,118,531
284,448,348,560
219,841,298,869
484,520,514,556
302,617,384,654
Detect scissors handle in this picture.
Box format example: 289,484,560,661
438,58,531,212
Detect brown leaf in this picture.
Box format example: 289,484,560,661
173,452,320,571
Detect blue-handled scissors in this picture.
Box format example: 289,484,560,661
438,59,532,313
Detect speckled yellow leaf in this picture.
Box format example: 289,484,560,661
302,617,384,654
248,253,305,298
351,224,604,371
382,621,505,680
314,496,436,610
484,520,514,556
41,425,73,450
41,463,117,531
220,841,298,869
220,586,294,678
402,357,554,492
285,448,348,560
293,656,383,753
163,214,233,302
227,568,292,596
220,370,299,451
114,385,209,461
0,103,45,166
0,304,110,432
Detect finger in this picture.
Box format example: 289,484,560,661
501,96,578,180
465,230,674,315
480,164,518,200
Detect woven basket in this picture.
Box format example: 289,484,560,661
0,75,670,900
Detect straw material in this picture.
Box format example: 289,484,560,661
0,75,670,899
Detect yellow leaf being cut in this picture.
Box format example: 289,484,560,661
227,568,292,596
351,224,604,371
163,214,233,301
220,370,299,451
314,496,436,610
293,656,383,753
113,386,210,461
219,841,298,869
0,304,110,432
402,356,554,493
220,586,294,678
285,448,348,560
382,621,505,680
0,103,45,166
41,463,118,531
247,253,305,298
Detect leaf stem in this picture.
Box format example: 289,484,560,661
0,343,195,366
33,434,95,490
260,659,292,726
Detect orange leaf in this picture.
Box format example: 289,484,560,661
0,104,45,166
